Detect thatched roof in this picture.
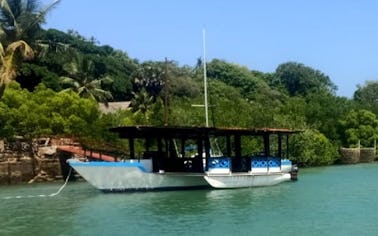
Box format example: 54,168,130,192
98,101,131,114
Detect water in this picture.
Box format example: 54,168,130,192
1,163,378,236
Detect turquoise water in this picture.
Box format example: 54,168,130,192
1,163,378,236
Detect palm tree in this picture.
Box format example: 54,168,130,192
0,0,60,98
0,40,33,97
60,53,113,102
130,89,154,114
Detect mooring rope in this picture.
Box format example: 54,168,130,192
48,167,72,197
2,168,72,200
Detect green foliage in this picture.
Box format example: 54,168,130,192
0,0,60,46
274,62,336,96
18,63,61,91
130,89,153,114
339,109,378,147
132,60,167,98
27,29,137,101
169,96,205,126
60,53,113,102
290,129,338,166
206,59,274,99
0,82,102,138
41,29,112,56
304,91,355,141
170,75,200,98
102,50,137,101
207,80,254,127
354,80,378,115
275,96,307,129
0,0,60,98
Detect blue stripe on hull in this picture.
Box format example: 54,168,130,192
68,161,148,172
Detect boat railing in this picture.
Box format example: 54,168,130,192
250,156,291,173
206,155,291,174
207,157,231,174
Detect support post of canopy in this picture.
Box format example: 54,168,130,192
278,134,282,158
129,138,135,159
226,135,232,157
286,135,289,159
264,134,270,157
181,138,186,158
197,135,204,170
235,134,241,159
205,136,211,160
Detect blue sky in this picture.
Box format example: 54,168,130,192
42,0,378,97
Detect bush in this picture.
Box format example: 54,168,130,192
290,129,338,166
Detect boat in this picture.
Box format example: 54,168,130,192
67,125,299,192
67,32,299,192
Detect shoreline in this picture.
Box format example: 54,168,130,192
0,156,63,185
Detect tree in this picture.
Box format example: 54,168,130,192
130,89,153,115
275,96,307,129
18,62,61,91
339,109,378,147
354,80,378,115
60,53,113,102
0,82,102,138
132,61,167,98
0,40,33,97
290,129,338,166
98,50,137,101
304,91,355,142
206,59,269,98
0,0,60,98
274,62,336,96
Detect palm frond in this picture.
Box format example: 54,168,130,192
0,42,5,63
0,0,16,21
39,0,60,19
99,76,113,85
6,40,34,59
1,40,33,85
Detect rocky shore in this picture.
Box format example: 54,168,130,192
0,138,71,185
0,156,62,184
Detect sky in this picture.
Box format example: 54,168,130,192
42,0,378,98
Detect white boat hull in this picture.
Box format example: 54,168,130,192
204,173,292,189
68,160,208,191
68,159,295,191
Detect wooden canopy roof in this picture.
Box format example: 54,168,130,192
109,126,301,139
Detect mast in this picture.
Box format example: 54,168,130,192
192,29,210,127
203,29,209,127
164,57,169,126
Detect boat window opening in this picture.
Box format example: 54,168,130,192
140,136,206,173
109,126,298,174
265,134,285,158
269,134,279,158
265,134,291,159
240,136,264,157
209,138,223,157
